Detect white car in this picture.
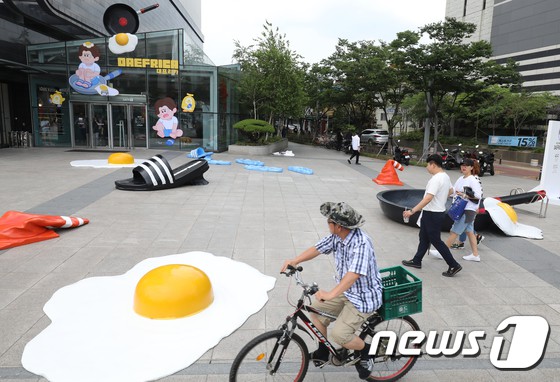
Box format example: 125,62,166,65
360,129,389,145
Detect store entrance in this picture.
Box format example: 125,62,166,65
71,102,147,149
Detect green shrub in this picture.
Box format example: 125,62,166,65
342,124,357,134
398,131,424,141
233,119,275,143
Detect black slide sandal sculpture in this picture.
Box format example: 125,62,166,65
115,154,209,191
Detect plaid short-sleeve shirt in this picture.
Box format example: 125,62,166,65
315,229,383,313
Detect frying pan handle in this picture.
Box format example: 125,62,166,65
104,69,123,81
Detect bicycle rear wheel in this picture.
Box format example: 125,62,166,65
229,329,310,382
358,315,420,382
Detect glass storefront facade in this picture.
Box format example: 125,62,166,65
27,29,240,151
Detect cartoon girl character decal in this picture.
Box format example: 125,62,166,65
75,42,101,89
152,97,183,139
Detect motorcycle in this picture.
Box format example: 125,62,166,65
441,148,460,170
478,150,495,176
393,140,410,166
443,144,465,170
464,145,480,161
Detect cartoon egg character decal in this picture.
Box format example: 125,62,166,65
49,91,65,106
181,93,196,112
21,251,275,382
108,33,138,54
95,84,119,96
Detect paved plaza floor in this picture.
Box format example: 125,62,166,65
0,143,559,381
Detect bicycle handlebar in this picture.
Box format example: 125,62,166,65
280,265,319,296
280,264,302,276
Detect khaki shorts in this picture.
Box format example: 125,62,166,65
311,294,373,345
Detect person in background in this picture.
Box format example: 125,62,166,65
451,160,485,249
348,131,361,165
430,158,483,262
402,154,462,277
336,130,343,151
452,231,484,250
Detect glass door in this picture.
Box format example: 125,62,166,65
71,103,146,149
72,103,88,147
92,104,108,148
131,105,147,148
110,104,128,148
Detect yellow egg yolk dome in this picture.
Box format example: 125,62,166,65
134,264,214,319
115,33,129,46
108,152,134,165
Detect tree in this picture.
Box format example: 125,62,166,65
394,18,521,152
304,63,337,140
322,38,417,149
233,22,307,135
319,39,381,131
501,91,558,135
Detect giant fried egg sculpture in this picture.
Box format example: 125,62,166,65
484,197,543,239
22,251,275,382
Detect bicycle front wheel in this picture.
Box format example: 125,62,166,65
229,329,310,382
358,315,420,382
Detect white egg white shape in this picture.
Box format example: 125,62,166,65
22,251,276,382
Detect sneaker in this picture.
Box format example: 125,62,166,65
356,162,361,165
402,259,421,269
450,242,465,249
429,249,443,260
357,343,372,381
347,159,351,164
476,234,485,245
442,265,462,277
356,357,373,380
310,345,329,367
463,254,481,262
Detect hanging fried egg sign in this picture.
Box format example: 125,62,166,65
22,251,276,382
109,33,138,54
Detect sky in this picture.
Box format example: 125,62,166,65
201,0,448,66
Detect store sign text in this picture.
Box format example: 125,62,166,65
117,58,179,75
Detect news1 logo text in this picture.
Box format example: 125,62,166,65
371,315,549,370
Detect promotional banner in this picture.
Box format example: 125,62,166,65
532,121,560,205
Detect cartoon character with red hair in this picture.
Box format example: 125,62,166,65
152,97,183,139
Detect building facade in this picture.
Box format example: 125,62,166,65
0,0,240,151
446,0,560,94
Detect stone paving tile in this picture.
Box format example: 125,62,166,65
1,145,559,381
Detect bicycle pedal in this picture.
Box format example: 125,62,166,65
343,356,360,367
311,359,330,368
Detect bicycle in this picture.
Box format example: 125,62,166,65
229,265,420,381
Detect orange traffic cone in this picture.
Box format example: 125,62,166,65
373,160,404,186
0,211,89,250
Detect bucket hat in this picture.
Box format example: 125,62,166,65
320,202,365,229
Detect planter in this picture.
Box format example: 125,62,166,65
228,139,288,156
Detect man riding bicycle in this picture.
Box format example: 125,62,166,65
281,202,383,380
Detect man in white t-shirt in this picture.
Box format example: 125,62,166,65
402,154,462,277
347,132,361,165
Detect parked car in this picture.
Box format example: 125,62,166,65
360,129,389,145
